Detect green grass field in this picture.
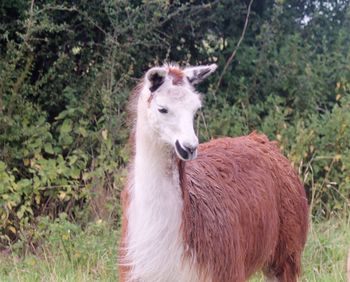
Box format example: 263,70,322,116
1,215,349,282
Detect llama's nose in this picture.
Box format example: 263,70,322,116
183,143,198,154
175,140,198,161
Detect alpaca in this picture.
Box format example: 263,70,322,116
118,63,309,282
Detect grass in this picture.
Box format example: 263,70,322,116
0,215,349,282
302,215,350,282
0,217,120,282
251,214,350,282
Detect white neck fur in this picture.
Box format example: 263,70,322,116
125,98,200,282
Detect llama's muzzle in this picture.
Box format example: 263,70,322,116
175,140,198,161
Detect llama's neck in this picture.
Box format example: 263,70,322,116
133,117,180,199
126,107,188,281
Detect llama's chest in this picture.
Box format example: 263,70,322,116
125,179,201,282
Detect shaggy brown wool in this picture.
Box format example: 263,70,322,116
179,132,308,282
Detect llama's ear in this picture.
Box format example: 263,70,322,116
184,64,217,85
146,67,167,92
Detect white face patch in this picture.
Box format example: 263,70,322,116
139,64,216,161
147,83,202,160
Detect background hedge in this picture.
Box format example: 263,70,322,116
1,0,350,247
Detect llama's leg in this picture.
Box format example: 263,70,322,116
263,268,279,282
264,275,279,282
265,252,301,282
277,256,300,282
268,186,308,282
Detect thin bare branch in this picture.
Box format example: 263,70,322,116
160,0,220,26
214,0,254,94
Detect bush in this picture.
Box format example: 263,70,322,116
1,0,350,247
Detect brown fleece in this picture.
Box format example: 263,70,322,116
179,133,308,282
169,67,184,85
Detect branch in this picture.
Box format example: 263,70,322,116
36,5,107,35
214,0,254,94
23,0,35,48
160,0,220,26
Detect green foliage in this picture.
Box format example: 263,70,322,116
0,215,119,281
0,0,131,244
1,0,350,248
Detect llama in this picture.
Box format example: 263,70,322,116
118,63,309,282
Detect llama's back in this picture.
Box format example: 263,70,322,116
180,132,308,282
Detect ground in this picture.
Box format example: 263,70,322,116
0,215,349,282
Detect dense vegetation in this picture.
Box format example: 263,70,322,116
1,0,350,251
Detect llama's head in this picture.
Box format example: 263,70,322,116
141,64,217,161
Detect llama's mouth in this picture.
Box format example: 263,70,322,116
175,140,197,161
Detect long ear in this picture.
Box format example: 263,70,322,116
145,67,167,92
184,64,217,85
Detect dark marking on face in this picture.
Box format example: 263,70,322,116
149,73,165,92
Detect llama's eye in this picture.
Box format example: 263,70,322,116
158,108,168,114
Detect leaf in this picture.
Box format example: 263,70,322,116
44,143,54,154
60,119,72,134
70,168,81,179
68,155,78,165
35,195,41,204
78,127,88,137
82,172,92,181
8,226,16,234
17,205,27,219
59,192,66,201
101,129,108,140
61,135,73,146
0,162,6,171
17,179,32,189
334,154,341,161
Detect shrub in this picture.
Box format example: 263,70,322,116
1,0,350,248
